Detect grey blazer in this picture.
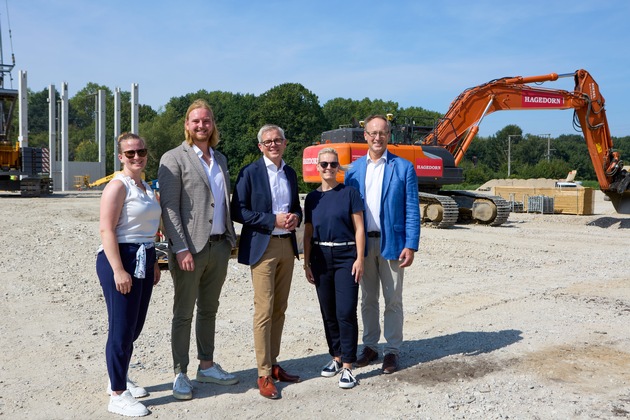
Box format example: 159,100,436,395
158,141,237,254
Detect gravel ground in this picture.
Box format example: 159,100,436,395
1,190,629,419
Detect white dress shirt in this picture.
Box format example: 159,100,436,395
193,144,226,235
263,155,291,235
365,152,387,233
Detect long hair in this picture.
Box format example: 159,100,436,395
184,99,220,148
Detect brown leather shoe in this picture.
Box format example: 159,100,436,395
271,364,300,383
382,353,399,374
354,347,378,368
257,376,279,399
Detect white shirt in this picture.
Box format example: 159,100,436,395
193,144,226,235
365,152,387,233
113,173,161,244
263,155,291,235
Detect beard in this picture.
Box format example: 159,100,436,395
187,128,210,143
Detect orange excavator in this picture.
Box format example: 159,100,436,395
302,69,630,227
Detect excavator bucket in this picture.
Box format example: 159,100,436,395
607,192,630,214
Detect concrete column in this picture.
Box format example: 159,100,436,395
131,83,139,134
98,90,106,178
113,88,121,171
48,85,58,186
17,70,28,147
61,82,69,191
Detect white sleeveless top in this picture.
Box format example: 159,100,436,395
114,173,161,244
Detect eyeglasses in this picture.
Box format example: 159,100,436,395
319,161,339,169
365,130,390,138
260,138,284,147
122,149,148,158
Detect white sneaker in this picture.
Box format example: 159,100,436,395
320,359,342,377
195,363,239,385
338,368,357,389
108,390,149,417
108,378,148,398
173,372,193,400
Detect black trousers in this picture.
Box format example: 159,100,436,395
97,244,155,391
311,244,359,364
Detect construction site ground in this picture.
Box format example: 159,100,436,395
1,189,629,419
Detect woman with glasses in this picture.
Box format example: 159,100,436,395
303,147,365,389
96,133,161,417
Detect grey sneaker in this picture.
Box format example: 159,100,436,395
338,368,357,389
108,390,149,417
173,372,193,400
196,363,239,385
108,378,148,398
321,359,342,377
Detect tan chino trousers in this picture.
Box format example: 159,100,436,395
251,236,295,377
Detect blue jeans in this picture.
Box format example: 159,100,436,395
311,244,359,364
97,244,155,392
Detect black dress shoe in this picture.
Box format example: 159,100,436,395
354,347,378,368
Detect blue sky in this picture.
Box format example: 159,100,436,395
5,0,630,138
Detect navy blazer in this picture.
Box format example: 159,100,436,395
231,157,302,266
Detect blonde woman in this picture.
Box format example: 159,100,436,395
97,133,161,417
303,147,365,389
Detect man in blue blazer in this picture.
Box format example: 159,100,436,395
231,124,303,399
344,114,420,375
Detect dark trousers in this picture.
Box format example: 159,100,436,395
170,239,231,374
311,244,359,364
97,244,155,392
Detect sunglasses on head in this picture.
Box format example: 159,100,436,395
319,161,339,169
122,149,148,159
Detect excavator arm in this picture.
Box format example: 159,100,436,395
423,69,630,213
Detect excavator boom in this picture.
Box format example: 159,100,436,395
423,69,630,213
302,69,630,227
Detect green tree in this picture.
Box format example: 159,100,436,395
74,139,99,162
322,97,401,131
252,83,328,188
139,96,188,181
321,97,361,130
459,160,496,185
25,88,53,148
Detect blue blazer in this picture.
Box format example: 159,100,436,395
345,151,420,260
231,157,302,266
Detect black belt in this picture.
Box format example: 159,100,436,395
271,233,292,239
367,231,381,238
209,233,226,242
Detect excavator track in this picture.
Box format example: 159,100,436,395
419,192,460,228
487,195,511,226
445,191,511,226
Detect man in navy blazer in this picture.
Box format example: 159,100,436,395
231,124,302,399
344,114,420,375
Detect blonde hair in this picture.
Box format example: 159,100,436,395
318,147,346,171
184,99,220,148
